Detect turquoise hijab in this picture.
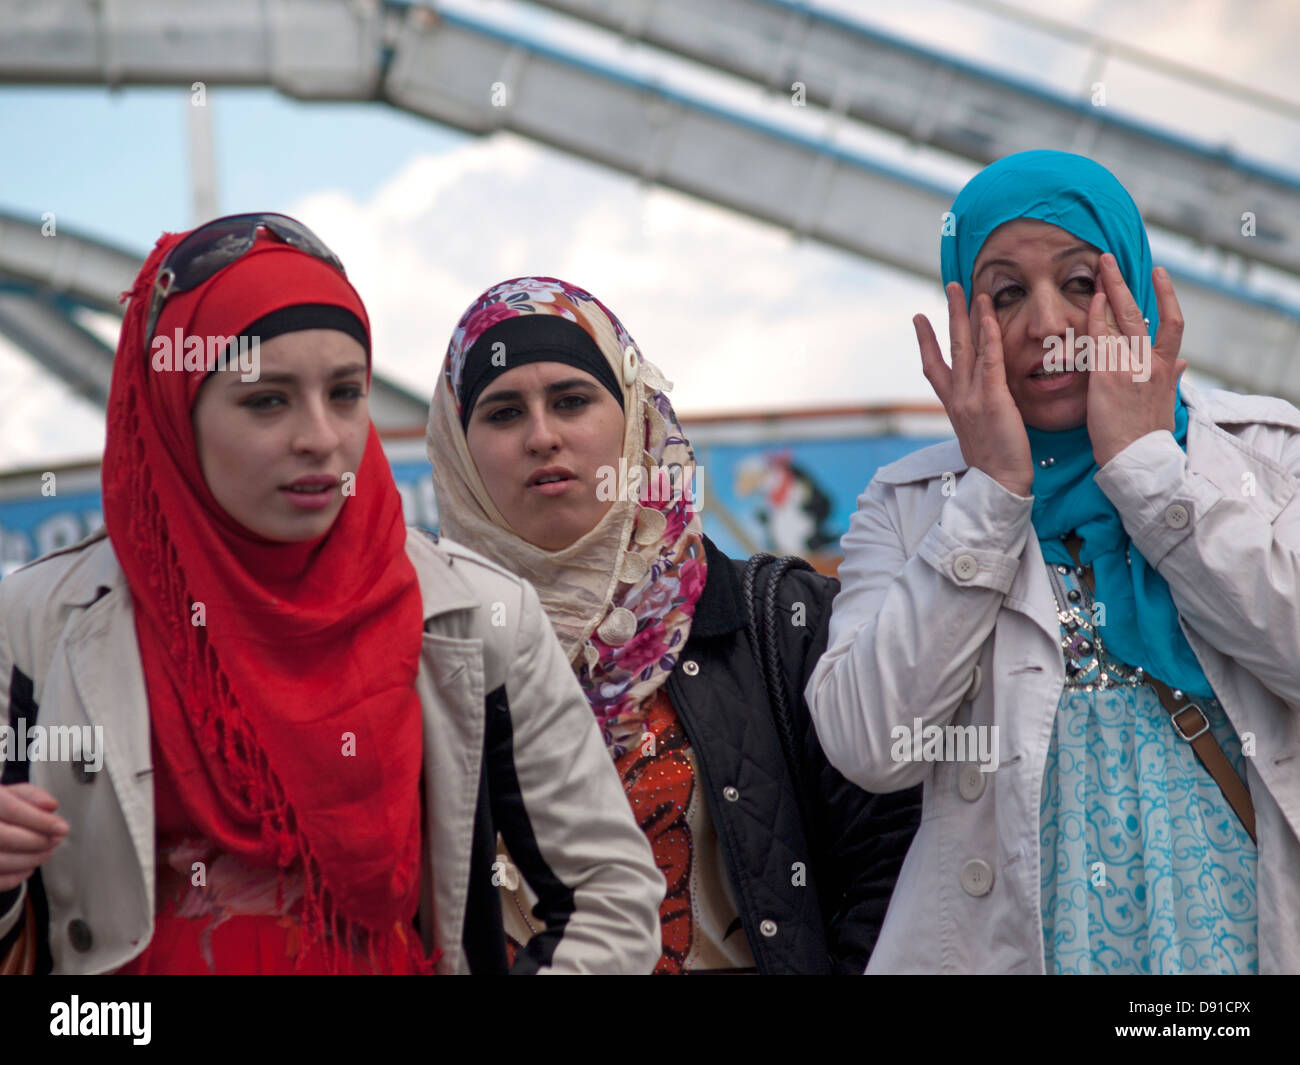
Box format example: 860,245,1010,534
940,150,1209,698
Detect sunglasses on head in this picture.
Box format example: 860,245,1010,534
142,212,346,357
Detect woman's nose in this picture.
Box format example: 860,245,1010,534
1025,285,1071,341
524,410,562,454
292,401,342,455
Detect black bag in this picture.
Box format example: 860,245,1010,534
741,552,818,830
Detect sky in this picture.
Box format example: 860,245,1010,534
1,0,1299,472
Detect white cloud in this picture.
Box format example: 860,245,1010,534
0,335,106,473
289,133,946,423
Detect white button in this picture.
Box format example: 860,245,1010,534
682,660,700,676
965,664,982,702
960,859,994,897
759,919,778,937
953,554,978,581
958,764,986,801
1164,503,1189,529
723,785,740,802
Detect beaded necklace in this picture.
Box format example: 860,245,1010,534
1046,535,1214,713
1046,537,1146,693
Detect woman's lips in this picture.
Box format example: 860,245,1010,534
1026,369,1082,393
527,466,577,496
529,477,575,497
280,479,337,510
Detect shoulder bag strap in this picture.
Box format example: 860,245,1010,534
1063,536,1256,844
742,552,816,825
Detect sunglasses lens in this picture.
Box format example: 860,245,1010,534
167,218,259,291
259,216,344,273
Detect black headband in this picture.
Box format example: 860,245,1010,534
235,303,370,360
458,315,625,432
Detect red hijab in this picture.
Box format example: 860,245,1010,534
102,230,429,971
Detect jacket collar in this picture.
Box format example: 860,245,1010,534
403,529,488,621
21,529,121,607
688,535,745,640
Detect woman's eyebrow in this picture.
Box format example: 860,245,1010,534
974,244,1096,281
974,257,1016,281
544,378,599,394
478,379,599,405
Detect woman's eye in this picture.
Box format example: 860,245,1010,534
1066,275,1096,296
486,406,520,423
242,393,286,411
332,384,365,402
991,284,1023,309
556,394,589,411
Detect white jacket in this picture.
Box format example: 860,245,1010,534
0,528,664,974
806,382,1300,974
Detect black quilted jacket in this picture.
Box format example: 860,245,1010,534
663,536,922,974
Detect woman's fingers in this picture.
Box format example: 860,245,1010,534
945,282,975,389
1152,265,1185,362
1088,290,1110,345
0,785,64,892
973,299,1008,385
914,313,953,408
0,832,59,868
0,847,55,892
968,293,1009,392
6,783,60,810
0,784,69,838
1097,253,1143,337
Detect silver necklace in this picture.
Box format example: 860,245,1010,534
1045,539,1146,694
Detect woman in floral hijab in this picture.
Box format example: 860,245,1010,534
426,277,919,974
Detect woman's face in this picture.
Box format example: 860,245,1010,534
970,218,1101,431
192,329,371,541
465,360,626,551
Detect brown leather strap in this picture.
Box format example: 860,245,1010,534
1063,536,1257,845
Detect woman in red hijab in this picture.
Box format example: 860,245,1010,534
0,215,662,975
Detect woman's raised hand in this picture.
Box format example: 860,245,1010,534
1086,254,1188,468
916,283,1034,498
0,783,68,893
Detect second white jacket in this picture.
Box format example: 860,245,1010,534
806,382,1300,974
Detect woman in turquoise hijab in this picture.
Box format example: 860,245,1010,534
807,149,1300,974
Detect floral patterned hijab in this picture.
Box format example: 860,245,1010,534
426,278,707,755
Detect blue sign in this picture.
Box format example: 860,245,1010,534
1,434,949,577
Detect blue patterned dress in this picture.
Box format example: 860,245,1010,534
1038,561,1257,974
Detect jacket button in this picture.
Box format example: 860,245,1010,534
68,919,94,952
1164,503,1190,529
960,859,994,897
682,660,700,676
964,664,982,702
957,764,986,801
759,919,778,937
723,786,740,802
952,554,978,581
